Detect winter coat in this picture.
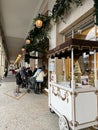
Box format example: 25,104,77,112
33,70,46,82
16,72,22,85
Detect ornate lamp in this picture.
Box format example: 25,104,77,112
35,11,52,28
21,47,25,52
26,39,30,44
35,19,43,28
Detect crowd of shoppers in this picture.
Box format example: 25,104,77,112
15,66,48,94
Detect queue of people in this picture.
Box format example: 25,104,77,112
15,66,48,94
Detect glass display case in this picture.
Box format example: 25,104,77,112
55,51,95,88
48,38,98,130
74,52,95,88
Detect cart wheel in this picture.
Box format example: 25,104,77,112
92,125,98,129
50,108,55,113
59,115,70,130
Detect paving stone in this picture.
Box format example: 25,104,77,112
0,74,94,130
0,75,59,130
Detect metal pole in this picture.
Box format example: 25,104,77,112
71,48,74,89
62,58,66,81
94,50,97,88
94,15,97,88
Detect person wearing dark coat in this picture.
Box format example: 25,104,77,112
4,68,8,77
15,71,22,93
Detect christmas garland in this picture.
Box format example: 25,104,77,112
52,0,82,21
94,0,98,25
25,0,83,54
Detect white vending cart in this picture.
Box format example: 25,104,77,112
48,38,98,130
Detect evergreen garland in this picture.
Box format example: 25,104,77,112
52,0,82,21
25,0,83,54
94,0,98,25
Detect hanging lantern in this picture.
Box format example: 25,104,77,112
35,19,43,28
21,48,25,52
26,39,30,44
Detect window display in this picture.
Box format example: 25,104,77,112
73,52,94,87
56,51,95,88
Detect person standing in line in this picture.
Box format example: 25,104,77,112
27,67,33,77
15,69,22,93
33,67,46,94
27,67,37,92
4,68,8,77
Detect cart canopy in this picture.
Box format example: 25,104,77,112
48,38,98,58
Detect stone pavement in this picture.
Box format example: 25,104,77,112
0,74,59,130
0,73,95,130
